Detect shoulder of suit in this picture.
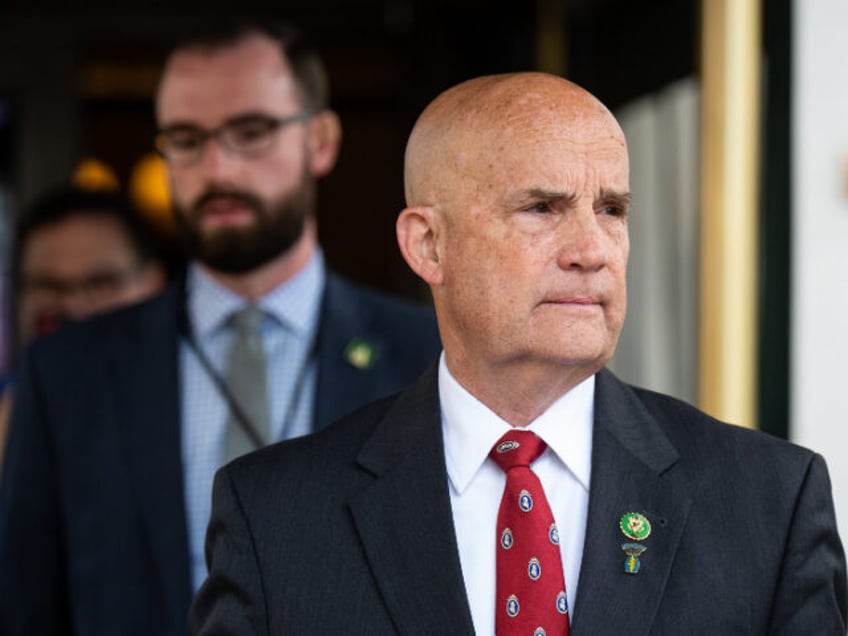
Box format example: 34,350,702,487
28,284,179,364
625,379,817,468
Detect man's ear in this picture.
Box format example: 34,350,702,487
396,205,443,285
306,110,342,177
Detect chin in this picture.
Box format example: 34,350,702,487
551,351,609,370
538,324,614,358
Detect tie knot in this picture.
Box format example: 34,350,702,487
489,430,547,472
230,305,265,334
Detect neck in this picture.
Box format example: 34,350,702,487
200,220,317,301
444,350,598,427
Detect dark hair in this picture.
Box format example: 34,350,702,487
161,20,330,112
11,185,162,287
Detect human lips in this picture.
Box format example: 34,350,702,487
543,294,603,307
198,197,256,226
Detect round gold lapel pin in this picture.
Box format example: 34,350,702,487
619,511,652,541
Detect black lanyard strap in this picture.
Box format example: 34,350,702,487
180,297,318,453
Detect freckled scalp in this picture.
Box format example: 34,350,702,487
403,72,626,208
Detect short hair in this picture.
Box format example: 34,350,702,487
11,185,161,286
161,19,330,112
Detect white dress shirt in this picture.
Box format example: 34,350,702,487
439,354,594,635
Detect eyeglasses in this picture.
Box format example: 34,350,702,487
155,111,314,166
20,266,145,303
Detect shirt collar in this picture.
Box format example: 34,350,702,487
439,353,594,495
186,248,326,339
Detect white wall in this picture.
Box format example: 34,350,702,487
792,0,848,535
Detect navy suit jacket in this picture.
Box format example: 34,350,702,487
190,366,847,635
0,273,441,636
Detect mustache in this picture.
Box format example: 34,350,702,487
191,187,264,216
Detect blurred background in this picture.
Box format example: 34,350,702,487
0,0,846,531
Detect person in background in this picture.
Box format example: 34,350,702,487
190,72,847,634
12,185,166,348
0,19,440,636
0,185,167,468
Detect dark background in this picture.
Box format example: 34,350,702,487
0,0,698,299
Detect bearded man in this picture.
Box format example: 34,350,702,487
0,21,440,636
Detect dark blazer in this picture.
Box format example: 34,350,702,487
189,366,847,635
0,273,441,636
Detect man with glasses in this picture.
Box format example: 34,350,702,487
0,185,167,473
12,186,166,348
0,21,440,636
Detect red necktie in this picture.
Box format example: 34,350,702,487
490,430,570,636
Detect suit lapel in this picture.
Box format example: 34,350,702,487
112,287,192,623
313,275,383,430
344,364,691,635
347,367,476,636
571,369,691,635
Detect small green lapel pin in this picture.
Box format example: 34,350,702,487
619,511,652,541
619,512,651,574
344,338,376,370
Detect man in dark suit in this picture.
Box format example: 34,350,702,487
190,73,847,634
0,21,440,636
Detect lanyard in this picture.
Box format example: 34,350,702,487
179,295,318,452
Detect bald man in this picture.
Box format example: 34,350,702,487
189,73,847,634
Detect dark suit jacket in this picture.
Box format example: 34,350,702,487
189,366,847,635
0,273,441,636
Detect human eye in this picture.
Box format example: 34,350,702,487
82,272,125,298
599,204,626,217
596,193,631,219
22,276,64,297
163,127,205,152
228,117,276,147
524,200,555,214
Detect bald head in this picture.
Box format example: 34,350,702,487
397,72,630,423
404,72,626,209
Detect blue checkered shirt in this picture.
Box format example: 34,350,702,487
181,250,325,591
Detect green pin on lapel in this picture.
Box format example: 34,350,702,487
619,511,651,541
344,338,376,370
619,512,651,574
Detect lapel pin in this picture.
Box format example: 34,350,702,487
621,542,647,574
619,511,652,541
344,338,376,370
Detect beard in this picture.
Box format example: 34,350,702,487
173,176,315,275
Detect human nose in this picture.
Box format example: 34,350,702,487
555,207,610,272
198,135,239,180
54,288,95,319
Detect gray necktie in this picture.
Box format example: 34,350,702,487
224,305,271,462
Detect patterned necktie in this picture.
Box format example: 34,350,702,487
490,430,570,636
224,305,271,462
